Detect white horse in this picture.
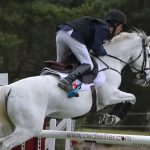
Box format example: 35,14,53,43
0,31,150,150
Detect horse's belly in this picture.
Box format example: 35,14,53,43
46,90,92,119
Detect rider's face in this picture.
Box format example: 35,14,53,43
114,24,124,35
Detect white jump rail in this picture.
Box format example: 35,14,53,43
39,130,150,148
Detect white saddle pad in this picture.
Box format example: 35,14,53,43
43,66,105,91
80,71,105,91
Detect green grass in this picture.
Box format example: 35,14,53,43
76,128,150,136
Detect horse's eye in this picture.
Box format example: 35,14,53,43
148,54,150,57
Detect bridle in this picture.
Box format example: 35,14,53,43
92,37,150,80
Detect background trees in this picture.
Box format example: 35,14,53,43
0,0,150,81
0,0,150,128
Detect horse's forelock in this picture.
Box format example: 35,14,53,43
131,28,148,43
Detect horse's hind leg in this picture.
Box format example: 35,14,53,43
0,127,37,150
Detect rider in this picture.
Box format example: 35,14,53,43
56,9,127,93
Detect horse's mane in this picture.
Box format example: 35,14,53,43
105,28,147,44
131,28,147,39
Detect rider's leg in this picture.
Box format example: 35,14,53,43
58,64,91,92
56,30,72,63
56,30,93,92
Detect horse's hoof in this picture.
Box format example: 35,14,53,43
104,115,120,126
98,114,107,125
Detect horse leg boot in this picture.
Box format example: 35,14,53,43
110,102,134,120
58,64,91,92
103,102,134,126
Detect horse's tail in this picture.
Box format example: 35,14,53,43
0,85,13,137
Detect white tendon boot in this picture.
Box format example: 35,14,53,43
104,114,120,126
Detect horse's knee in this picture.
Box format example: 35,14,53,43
100,100,110,106
127,95,136,105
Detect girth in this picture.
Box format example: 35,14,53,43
72,85,97,119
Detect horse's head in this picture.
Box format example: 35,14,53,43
129,30,150,87
95,30,150,87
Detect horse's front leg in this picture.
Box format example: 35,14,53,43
0,128,35,150
98,88,136,126
103,88,136,106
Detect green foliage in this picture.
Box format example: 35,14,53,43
0,0,149,80
0,0,150,128
44,0,86,8
0,32,23,50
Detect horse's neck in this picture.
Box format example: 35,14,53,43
103,46,130,71
103,37,137,71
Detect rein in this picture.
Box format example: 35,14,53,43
91,52,121,75
92,37,150,78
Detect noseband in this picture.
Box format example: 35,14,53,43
128,38,150,79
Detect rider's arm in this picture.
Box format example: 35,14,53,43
91,23,109,56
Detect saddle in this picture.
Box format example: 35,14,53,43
42,60,98,113
42,60,97,115
44,61,77,73
42,59,99,84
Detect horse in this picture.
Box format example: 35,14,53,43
0,30,150,150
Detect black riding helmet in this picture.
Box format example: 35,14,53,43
105,10,127,37
105,9,127,25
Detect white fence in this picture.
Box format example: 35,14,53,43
39,130,150,149
45,118,75,150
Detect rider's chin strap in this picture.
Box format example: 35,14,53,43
110,23,120,38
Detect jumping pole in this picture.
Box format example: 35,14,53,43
39,130,150,148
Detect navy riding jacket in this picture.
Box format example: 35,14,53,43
57,16,110,56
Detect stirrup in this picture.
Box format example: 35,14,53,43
58,79,73,93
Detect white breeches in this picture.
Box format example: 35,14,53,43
56,30,94,70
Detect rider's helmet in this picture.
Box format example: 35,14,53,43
105,10,127,25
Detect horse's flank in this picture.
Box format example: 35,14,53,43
0,86,13,137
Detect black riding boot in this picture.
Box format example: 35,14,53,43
58,64,91,92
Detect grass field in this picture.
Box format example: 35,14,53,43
72,128,150,150
77,128,150,136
